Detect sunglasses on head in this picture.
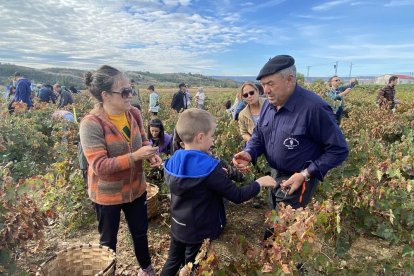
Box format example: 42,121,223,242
111,87,133,98
242,90,255,98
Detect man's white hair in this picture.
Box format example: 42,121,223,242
279,65,296,78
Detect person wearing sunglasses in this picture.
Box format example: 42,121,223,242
79,65,162,276
238,82,266,143
325,76,356,125
233,55,348,215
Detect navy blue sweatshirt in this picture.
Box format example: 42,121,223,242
164,150,260,244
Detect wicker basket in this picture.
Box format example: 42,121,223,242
146,183,159,219
36,244,116,276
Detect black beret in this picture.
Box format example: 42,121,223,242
256,55,295,80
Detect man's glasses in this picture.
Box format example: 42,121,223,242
242,90,255,98
333,79,341,82
111,87,133,98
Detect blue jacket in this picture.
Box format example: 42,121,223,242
13,78,33,107
38,87,57,103
164,150,260,244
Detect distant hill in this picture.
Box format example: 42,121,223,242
212,75,257,83
0,63,240,88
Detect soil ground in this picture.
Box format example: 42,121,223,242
23,195,268,275
21,194,403,275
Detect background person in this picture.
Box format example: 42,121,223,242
54,83,74,108
195,87,206,109
130,79,142,110
7,86,16,101
79,65,162,276
185,85,192,108
233,55,349,212
238,82,266,143
171,82,187,113
376,75,399,111
147,118,172,155
148,85,160,116
38,84,57,103
326,76,356,125
12,72,33,108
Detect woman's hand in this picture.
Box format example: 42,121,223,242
132,145,159,161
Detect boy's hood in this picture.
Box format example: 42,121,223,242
165,150,219,178
164,150,220,194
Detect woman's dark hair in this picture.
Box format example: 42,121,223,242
148,85,154,91
9,86,15,94
225,99,232,109
148,118,165,148
84,65,124,102
256,83,264,95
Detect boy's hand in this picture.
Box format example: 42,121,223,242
256,175,276,188
232,151,252,172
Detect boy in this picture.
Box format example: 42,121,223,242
160,108,276,276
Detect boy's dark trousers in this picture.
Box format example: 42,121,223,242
94,192,151,269
160,237,202,276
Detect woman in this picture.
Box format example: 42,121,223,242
147,118,172,155
238,82,266,143
195,87,206,109
80,65,161,276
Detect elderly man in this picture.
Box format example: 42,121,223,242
54,83,74,108
233,55,349,210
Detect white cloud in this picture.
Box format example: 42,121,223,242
384,0,414,6
0,0,258,73
312,0,353,11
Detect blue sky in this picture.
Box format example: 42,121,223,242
0,0,413,77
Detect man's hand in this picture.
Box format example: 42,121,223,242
280,172,306,195
149,155,163,167
232,151,252,173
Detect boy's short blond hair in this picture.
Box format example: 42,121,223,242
176,108,216,143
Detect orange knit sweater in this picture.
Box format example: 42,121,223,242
79,104,149,205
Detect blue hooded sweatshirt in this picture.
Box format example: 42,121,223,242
164,149,260,244
14,78,33,107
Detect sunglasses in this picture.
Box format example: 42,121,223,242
333,79,341,82
242,90,255,98
111,87,133,98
